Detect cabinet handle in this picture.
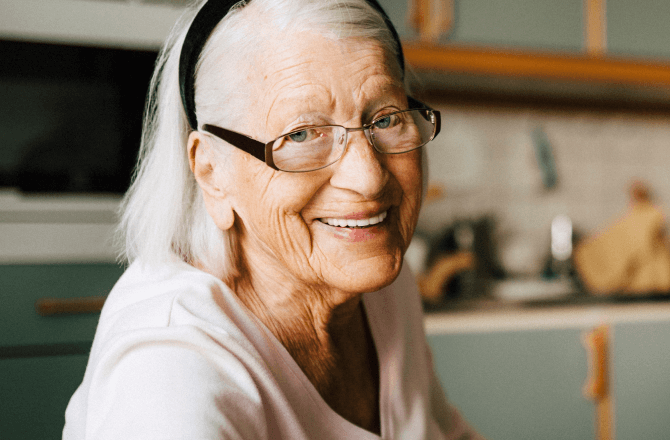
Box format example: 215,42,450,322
35,296,106,316
582,324,614,440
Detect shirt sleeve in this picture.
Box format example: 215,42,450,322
82,329,267,440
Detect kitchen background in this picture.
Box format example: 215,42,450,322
418,103,670,278
2,0,670,439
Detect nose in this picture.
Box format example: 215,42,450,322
329,130,388,199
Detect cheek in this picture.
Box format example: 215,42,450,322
396,150,423,206
235,167,327,241
390,151,423,238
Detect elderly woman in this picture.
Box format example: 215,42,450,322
63,0,483,438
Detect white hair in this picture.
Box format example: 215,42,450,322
117,0,402,281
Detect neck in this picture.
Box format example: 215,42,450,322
228,228,380,433
232,247,362,391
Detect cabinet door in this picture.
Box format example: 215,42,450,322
428,328,593,440
445,0,583,51
0,354,88,440
607,0,670,60
612,321,670,439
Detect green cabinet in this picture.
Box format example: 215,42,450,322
445,0,583,52
0,263,124,440
428,328,593,440
612,321,670,439
427,315,670,440
607,0,670,60
381,0,670,62
378,0,417,41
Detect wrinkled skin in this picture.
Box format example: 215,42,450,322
188,32,423,433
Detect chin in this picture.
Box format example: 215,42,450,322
328,254,403,294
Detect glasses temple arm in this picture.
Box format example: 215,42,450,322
406,96,441,137
202,124,267,163
407,95,430,110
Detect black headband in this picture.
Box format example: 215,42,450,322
178,0,405,130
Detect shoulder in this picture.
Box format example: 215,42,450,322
83,329,267,439
99,257,219,322
91,256,264,371
94,257,250,346
72,258,270,439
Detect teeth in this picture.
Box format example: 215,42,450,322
321,210,387,228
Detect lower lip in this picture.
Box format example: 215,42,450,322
333,226,378,242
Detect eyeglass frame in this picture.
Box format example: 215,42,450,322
200,97,441,173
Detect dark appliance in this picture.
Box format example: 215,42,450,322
0,39,157,193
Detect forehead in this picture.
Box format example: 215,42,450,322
248,32,405,135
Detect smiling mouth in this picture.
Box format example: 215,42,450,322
318,210,388,228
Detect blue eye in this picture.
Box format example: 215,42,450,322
288,130,308,142
373,115,392,129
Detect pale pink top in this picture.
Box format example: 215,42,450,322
63,256,483,440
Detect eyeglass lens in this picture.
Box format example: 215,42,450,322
271,109,436,172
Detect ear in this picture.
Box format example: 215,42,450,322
188,131,235,231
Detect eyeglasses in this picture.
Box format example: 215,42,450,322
201,107,441,173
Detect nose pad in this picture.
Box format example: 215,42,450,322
363,128,374,147
337,132,346,145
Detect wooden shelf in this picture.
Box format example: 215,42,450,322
403,43,670,88
403,43,670,112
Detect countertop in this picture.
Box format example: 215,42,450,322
423,295,670,334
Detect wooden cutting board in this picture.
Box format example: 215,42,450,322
574,184,670,294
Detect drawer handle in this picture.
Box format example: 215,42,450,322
35,296,106,316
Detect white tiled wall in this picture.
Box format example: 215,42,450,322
417,102,670,274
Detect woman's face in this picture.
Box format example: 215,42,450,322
202,32,423,295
